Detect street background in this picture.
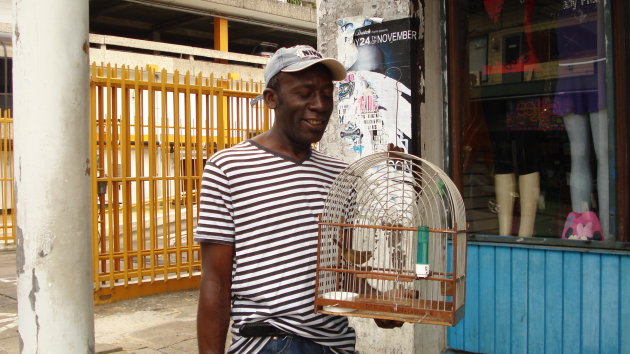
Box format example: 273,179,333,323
0,249,200,354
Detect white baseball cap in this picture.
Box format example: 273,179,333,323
251,45,347,105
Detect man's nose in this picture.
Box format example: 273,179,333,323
309,92,330,111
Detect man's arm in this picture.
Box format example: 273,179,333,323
197,242,235,354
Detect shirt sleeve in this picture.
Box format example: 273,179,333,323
194,160,235,245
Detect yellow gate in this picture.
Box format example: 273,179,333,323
0,110,14,246
90,64,271,303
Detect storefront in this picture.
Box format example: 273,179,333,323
448,0,627,242
446,0,630,352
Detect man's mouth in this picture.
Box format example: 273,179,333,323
307,119,324,126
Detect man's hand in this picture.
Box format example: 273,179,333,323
372,288,417,329
387,143,404,152
374,318,405,329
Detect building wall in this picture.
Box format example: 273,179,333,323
317,1,448,353
0,0,11,25
0,0,12,57
89,47,264,82
318,1,422,162
316,0,445,168
89,34,265,81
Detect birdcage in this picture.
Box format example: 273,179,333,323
314,151,467,326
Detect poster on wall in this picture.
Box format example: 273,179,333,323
336,17,418,159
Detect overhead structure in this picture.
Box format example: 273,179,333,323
125,0,317,35
89,0,317,55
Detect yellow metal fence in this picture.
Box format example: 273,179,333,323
0,110,14,246
90,64,271,303
0,66,270,301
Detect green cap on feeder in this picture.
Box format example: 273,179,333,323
416,226,430,277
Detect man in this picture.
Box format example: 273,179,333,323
195,45,356,353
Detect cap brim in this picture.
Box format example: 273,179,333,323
281,58,347,81
249,94,264,106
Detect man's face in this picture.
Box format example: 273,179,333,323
266,65,334,147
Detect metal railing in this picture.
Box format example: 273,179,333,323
90,64,271,303
0,64,270,300
89,33,269,66
0,109,14,247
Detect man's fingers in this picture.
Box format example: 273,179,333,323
374,319,405,329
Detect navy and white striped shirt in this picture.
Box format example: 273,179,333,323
194,140,356,354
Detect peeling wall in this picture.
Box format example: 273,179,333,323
317,0,424,162
317,0,447,352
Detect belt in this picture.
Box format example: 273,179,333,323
239,323,293,338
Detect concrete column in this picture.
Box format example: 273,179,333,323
317,1,447,353
13,0,94,353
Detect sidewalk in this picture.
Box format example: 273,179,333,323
0,249,199,354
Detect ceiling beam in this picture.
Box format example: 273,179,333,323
92,16,214,39
90,1,135,18
91,16,153,31
124,0,316,36
151,13,207,31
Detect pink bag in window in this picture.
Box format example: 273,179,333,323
562,211,603,241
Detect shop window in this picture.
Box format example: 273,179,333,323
452,0,621,242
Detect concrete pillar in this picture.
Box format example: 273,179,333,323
421,0,446,166
13,0,94,352
317,0,447,353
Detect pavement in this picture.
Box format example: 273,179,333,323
0,248,201,354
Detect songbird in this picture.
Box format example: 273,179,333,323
340,248,373,265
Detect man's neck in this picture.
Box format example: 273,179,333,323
251,132,311,161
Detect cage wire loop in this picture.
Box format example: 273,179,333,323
314,152,467,326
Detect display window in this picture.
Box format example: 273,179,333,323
452,0,625,242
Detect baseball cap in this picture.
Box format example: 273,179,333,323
250,45,347,105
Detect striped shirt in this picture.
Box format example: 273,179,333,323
194,140,356,354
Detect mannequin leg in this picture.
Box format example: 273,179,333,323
518,172,540,237
495,173,516,236
563,113,592,212
590,109,609,239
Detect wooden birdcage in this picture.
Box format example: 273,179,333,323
314,152,467,326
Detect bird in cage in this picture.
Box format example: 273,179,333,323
341,248,373,265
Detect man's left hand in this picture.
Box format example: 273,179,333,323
374,318,404,329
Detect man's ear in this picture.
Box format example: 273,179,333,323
263,88,277,109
